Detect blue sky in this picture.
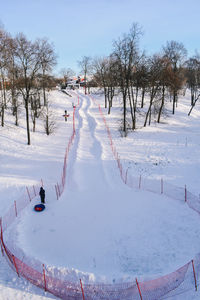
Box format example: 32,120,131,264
0,0,199,75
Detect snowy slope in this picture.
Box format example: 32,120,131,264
1,89,200,299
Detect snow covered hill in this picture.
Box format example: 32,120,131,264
1,89,200,299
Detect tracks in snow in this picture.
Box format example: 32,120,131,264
67,93,109,191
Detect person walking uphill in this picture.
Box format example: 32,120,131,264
39,187,45,204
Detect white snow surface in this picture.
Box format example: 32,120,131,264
1,88,200,299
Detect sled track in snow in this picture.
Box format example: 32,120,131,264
1,92,200,299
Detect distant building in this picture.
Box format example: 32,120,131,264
65,75,86,89
67,83,80,90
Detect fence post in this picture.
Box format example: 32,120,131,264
135,278,143,300
57,183,60,197
33,185,36,197
185,185,187,202
125,167,129,184
62,174,64,188
139,175,142,189
0,238,4,257
43,264,47,291
80,279,85,300
0,218,2,238
119,163,122,176
0,218,4,256
161,178,163,194
14,201,17,217
0,217,3,244
55,185,58,200
12,255,19,277
26,186,31,202
192,259,197,291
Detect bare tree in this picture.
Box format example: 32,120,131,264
5,36,21,125
156,56,172,123
14,33,41,145
127,52,146,130
163,40,187,114
93,56,117,112
112,23,143,136
38,38,57,106
186,54,200,106
106,57,118,114
60,67,75,86
0,29,10,127
30,85,42,132
78,56,92,94
144,55,163,126
93,56,109,108
186,54,200,115
135,56,149,109
42,99,56,135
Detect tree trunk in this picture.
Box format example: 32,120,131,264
157,85,165,123
15,107,18,126
148,108,152,126
128,87,134,129
144,91,154,127
172,90,177,114
110,87,114,107
191,88,195,106
144,103,151,127
12,91,16,116
25,99,31,145
33,114,36,132
1,106,4,127
43,85,46,106
104,87,107,108
141,88,145,108
131,85,138,130
46,115,49,135
123,91,127,136
108,102,111,114
2,77,7,109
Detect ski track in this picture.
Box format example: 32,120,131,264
68,93,109,191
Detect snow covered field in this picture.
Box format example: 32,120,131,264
1,88,200,299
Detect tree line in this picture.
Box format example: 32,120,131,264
2,23,200,142
80,24,200,136
0,27,57,145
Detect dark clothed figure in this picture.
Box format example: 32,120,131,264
39,187,45,204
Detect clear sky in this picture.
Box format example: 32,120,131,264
0,0,199,75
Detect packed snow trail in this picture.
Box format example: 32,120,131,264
67,93,110,191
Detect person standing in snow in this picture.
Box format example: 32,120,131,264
64,110,67,122
39,187,45,204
